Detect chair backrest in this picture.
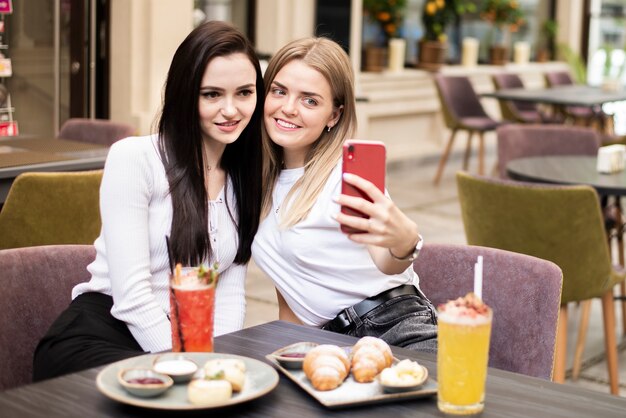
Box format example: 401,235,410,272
415,243,562,380
491,73,538,118
0,170,103,249
545,71,574,87
0,245,95,391
57,118,135,146
497,124,600,178
456,171,612,305
433,75,491,129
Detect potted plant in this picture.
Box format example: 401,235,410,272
362,0,407,72
480,0,525,65
536,19,557,62
419,0,475,70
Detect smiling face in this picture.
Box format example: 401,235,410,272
198,53,257,148
264,60,342,168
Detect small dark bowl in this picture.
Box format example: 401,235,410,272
118,368,173,397
270,342,318,369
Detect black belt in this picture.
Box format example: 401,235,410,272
323,284,418,332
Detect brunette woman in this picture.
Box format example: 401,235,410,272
33,21,263,380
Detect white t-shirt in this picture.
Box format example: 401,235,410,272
73,135,246,352
252,162,417,327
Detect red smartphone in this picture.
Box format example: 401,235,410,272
340,140,386,234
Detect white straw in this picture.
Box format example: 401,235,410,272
474,256,483,300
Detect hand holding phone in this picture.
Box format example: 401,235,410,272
340,140,386,234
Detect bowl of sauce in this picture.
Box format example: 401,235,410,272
117,368,173,397
152,354,199,383
270,342,318,369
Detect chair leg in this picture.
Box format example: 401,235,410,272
601,289,620,395
478,132,485,175
614,197,626,334
621,281,626,335
571,300,592,380
433,129,458,186
553,305,567,383
463,131,473,171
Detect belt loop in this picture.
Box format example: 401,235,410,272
346,306,363,329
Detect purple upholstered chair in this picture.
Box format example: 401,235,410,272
544,71,598,125
432,75,503,185
496,124,600,179
57,118,135,146
492,73,562,124
0,245,95,391
415,243,563,380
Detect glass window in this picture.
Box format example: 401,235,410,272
368,0,554,65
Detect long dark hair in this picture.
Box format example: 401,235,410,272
157,21,263,266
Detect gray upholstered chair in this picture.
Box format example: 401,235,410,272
57,118,135,146
0,245,95,391
544,71,598,126
492,73,562,124
496,124,600,179
432,75,503,185
414,243,562,380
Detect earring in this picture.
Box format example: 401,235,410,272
327,126,332,133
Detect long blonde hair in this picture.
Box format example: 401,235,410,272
261,37,357,228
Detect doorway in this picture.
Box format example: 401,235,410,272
4,0,109,137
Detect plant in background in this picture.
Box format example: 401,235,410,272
601,43,626,80
557,43,587,84
363,0,407,45
480,0,525,45
535,19,557,59
422,0,476,42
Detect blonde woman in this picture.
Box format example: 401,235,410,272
252,38,437,352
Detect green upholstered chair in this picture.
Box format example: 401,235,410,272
497,123,624,380
456,171,624,395
0,170,103,249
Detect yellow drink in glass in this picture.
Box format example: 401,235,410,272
437,294,492,415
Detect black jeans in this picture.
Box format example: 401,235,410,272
323,288,438,354
33,292,145,382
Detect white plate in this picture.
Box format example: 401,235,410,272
265,354,437,409
96,353,278,410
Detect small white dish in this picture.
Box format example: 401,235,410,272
117,368,173,398
378,363,429,393
269,342,318,370
152,353,199,383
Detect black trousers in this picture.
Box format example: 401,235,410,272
33,292,146,382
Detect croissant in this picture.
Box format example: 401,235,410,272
303,344,350,391
351,336,393,383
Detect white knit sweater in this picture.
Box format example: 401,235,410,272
73,135,246,352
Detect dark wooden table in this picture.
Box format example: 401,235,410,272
482,85,626,108
507,156,626,196
0,137,109,204
1,320,625,417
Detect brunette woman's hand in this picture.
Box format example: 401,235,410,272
333,173,420,274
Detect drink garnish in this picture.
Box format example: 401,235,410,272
197,262,219,286
438,292,490,318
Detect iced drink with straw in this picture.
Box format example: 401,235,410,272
437,293,492,415
170,263,217,352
